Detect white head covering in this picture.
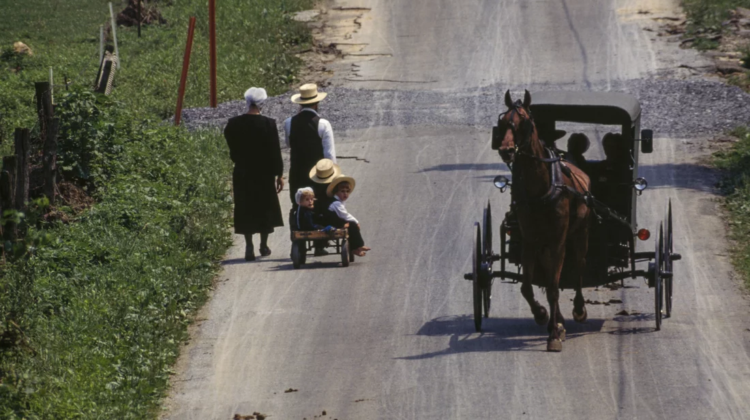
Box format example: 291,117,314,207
295,187,314,205
244,87,268,109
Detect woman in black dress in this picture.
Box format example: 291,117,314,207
224,87,285,261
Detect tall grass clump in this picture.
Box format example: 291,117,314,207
0,0,313,418
715,127,750,287
682,0,750,30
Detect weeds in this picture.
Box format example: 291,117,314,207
714,127,750,287
0,0,312,417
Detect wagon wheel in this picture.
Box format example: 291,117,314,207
300,241,307,265
341,239,350,267
291,242,302,269
664,200,674,318
654,224,664,331
482,202,493,318
473,222,483,332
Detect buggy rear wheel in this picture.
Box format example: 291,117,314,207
482,202,493,318
473,223,483,332
654,224,664,331
664,200,674,318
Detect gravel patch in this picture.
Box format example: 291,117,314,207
182,79,750,139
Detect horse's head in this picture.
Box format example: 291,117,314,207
497,90,535,164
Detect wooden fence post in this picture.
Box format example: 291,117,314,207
1,156,17,240
35,82,53,143
174,16,197,126
14,129,30,212
43,118,59,204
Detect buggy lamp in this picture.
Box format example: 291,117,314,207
633,177,648,193
637,228,651,241
494,175,511,192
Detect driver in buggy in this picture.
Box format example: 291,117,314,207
587,132,633,234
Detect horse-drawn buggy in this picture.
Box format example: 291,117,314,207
464,90,681,351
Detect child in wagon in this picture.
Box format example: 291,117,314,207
294,187,325,231
326,175,370,257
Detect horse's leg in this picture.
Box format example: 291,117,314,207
545,244,566,352
520,242,548,325
569,216,590,323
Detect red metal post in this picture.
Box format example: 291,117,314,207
209,0,217,108
175,16,196,126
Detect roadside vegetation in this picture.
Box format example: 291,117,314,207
683,1,750,287
714,128,750,288
681,0,750,88
0,0,312,418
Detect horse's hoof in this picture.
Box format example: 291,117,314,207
534,307,549,326
572,306,587,323
547,338,562,352
557,323,566,341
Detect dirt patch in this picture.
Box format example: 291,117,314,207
292,3,377,87
117,0,167,27
653,7,750,84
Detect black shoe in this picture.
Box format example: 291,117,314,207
259,246,272,257
245,247,255,261
314,248,329,256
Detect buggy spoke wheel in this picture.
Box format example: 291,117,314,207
482,202,493,318
665,200,674,318
654,223,663,331
473,223,483,332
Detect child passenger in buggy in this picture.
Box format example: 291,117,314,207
326,175,370,257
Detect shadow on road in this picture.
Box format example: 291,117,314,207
222,257,289,266
396,315,605,358
639,163,719,193
416,163,508,173
264,261,346,272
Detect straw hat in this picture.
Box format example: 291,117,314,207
326,174,356,197
291,83,328,105
309,158,341,184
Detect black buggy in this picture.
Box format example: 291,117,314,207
466,91,681,332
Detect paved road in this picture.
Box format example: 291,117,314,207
163,1,750,419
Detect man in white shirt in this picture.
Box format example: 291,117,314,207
285,84,337,256
284,83,337,207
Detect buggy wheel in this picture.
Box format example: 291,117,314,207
482,202,493,318
473,223,483,332
291,242,302,269
664,200,674,318
341,239,350,267
654,224,664,331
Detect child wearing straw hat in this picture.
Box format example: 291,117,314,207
326,175,370,257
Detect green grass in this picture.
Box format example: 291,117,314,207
0,0,313,418
714,127,750,288
682,0,750,33
0,0,312,142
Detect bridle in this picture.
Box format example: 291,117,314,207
497,100,535,157
498,100,560,165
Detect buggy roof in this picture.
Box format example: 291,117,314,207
529,91,641,126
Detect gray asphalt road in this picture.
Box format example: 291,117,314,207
163,1,750,419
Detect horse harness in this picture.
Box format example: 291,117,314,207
498,100,592,208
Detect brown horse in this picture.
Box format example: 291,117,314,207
497,90,591,352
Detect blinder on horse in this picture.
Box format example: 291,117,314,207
494,98,595,209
